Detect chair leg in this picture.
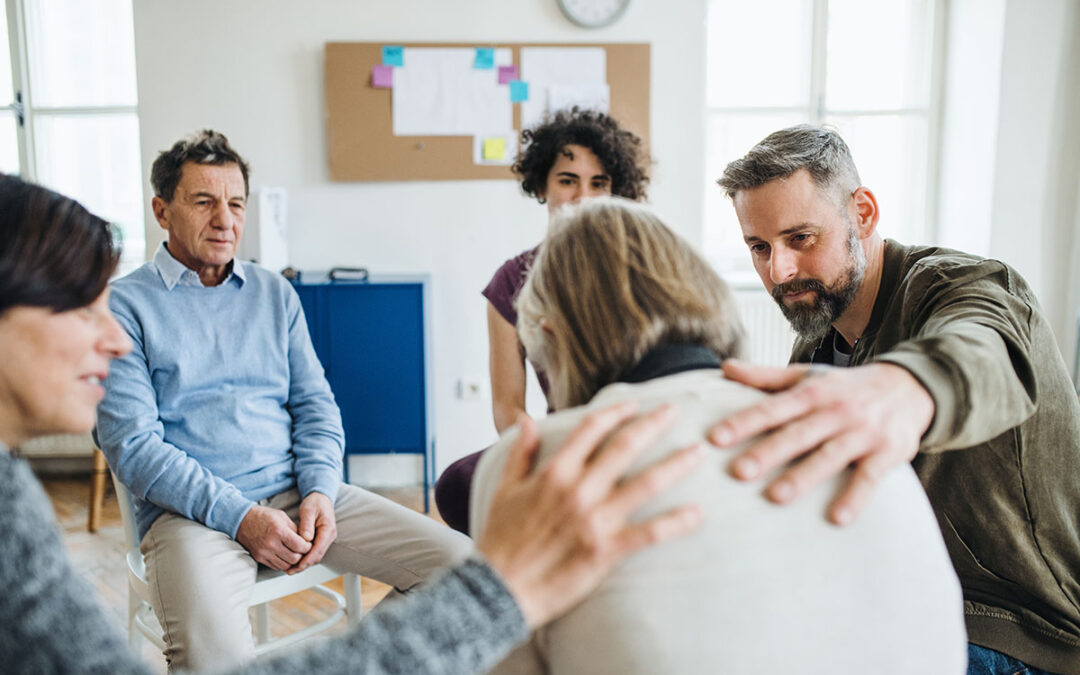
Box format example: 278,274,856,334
88,448,108,532
344,573,363,628
255,602,271,644
127,587,143,651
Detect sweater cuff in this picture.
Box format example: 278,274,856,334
207,489,256,539
873,350,961,452
298,472,341,504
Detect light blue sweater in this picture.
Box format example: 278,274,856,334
96,244,345,540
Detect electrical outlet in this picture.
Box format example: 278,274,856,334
456,376,484,400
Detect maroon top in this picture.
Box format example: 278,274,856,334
482,246,552,405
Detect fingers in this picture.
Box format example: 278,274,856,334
763,432,861,505
721,359,811,393
602,442,705,522
826,450,894,526
279,524,313,555
549,401,639,473
501,414,541,483
290,524,336,573
729,403,845,481
298,506,316,542
709,372,819,447
614,503,704,556
577,404,679,500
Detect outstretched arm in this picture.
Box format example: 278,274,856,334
709,267,1039,525
710,360,932,525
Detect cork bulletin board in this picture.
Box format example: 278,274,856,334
324,42,650,182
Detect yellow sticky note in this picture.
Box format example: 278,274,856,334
482,137,507,161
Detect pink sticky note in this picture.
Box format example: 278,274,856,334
371,64,393,88
498,65,518,85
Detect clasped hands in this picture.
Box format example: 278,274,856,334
236,492,336,574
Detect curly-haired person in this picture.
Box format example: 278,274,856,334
435,109,650,533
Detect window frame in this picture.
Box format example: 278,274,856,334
704,0,948,277
2,0,145,268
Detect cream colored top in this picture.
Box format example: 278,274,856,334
471,370,967,675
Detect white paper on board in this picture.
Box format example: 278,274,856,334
547,83,611,117
392,48,514,136
520,47,607,130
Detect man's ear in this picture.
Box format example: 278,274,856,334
151,196,170,231
851,186,880,238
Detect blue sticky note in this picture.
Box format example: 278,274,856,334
474,47,495,69
382,45,404,67
509,80,529,103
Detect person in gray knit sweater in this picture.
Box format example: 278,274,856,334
0,174,703,674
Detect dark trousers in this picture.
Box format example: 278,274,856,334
433,448,486,535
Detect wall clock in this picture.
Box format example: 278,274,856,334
557,0,631,29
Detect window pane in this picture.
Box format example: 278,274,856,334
706,0,813,108
0,111,18,174
24,0,137,107
33,114,145,271
0,5,13,104
825,0,935,111
824,114,929,244
703,112,808,274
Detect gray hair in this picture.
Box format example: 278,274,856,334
717,124,861,205
150,129,251,202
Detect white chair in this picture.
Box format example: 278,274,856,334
110,472,363,655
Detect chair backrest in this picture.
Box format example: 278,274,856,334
109,470,146,575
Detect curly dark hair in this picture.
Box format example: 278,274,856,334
513,108,649,203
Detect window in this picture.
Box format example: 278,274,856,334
703,0,943,281
2,0,144,273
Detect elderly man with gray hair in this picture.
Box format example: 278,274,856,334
95,130,475,671
711,124,1080,675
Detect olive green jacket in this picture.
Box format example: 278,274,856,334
791,239,1080,674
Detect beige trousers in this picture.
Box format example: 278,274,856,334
141,484,473,672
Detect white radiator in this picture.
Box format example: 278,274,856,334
732,287,797,367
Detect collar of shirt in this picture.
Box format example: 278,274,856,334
152,242,246,290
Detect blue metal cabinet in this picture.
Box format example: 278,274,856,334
292,274,434,511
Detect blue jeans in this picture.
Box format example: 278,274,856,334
968,644,1062,675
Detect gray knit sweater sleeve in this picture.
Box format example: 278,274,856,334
240,560,529,675
0,451,151,675
0,450,529,675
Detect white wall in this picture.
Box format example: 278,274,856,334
940,0,1080,372
132,1,708,481
987,0,1080,359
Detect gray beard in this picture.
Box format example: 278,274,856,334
772,267,860,342
771,231,867,342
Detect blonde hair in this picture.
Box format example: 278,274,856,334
516,198,744,410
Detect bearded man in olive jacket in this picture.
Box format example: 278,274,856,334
710,124,1080,675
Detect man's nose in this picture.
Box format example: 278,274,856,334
769,249,797,285
210,201,233,228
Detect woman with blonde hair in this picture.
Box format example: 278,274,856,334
470,198,968,674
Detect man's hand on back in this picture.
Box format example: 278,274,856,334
709,360,935,526
236,505,312,571
288,492,338,574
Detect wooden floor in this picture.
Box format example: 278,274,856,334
41,474,439,670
